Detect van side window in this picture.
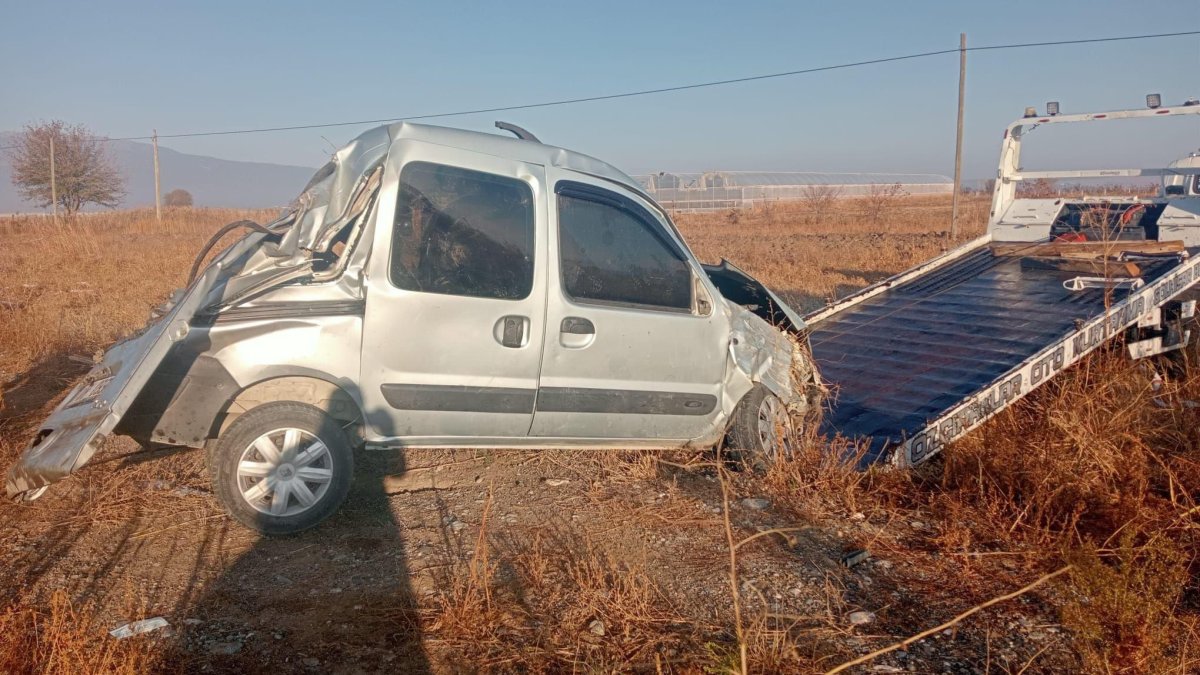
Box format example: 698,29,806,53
390,162,535,300
556,184,692,310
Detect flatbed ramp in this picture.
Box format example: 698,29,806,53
806,237,1198,466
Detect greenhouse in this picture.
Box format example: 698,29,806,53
632,171,953,211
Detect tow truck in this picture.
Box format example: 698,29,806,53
809,97,1200,465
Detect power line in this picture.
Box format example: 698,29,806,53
971,31,1200,51
138,49,962,141
133,47,963,140
2,29,1198,151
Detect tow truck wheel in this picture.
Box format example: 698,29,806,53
209,401,353,536
727,384,793,471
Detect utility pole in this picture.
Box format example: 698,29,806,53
951,32,967,239
49,135,58,223
153,130,162,221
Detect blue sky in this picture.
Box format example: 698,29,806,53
2,1,1198,181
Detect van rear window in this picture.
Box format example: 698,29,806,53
389,162,534,300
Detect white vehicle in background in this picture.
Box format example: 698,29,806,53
1164,149,1200,197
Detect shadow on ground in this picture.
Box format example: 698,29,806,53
156,450,429,673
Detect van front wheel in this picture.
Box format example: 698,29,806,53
209,401,353,536
726,385,793,471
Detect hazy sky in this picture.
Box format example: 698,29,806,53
3,1,1198,180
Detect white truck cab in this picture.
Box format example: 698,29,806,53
1164,150,1200,197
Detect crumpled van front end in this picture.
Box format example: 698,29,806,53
6,127,389,501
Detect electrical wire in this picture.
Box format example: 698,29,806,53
1,29,1197,151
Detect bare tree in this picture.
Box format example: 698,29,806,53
861,182,908,224
1018,178,1057,198
798,184,842,224
7,120,125,214
164,188,193,207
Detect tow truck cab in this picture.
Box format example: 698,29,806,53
1164,150,1200,198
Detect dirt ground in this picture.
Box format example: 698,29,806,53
0,441,1078,673
1,201,1195,673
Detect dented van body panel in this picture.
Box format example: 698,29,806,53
7,122,814,502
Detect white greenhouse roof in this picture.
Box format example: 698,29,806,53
634,171,953,189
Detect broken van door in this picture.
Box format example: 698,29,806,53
529,172,729,440
358,141,550,440
5,232,269,500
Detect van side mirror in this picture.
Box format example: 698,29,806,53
1166,184,1185,196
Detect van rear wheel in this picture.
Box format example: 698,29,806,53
727,384,793,471
209,401,353,536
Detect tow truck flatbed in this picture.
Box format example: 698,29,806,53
807,235,1198,465
805,102,1200,466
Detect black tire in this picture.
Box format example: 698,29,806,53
726,384,792,471
209,401,353,536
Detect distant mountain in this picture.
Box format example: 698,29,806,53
0,132,318,213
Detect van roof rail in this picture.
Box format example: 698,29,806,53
495,121,541,143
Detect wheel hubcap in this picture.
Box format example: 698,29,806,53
236,427,334,517
755,395,792,462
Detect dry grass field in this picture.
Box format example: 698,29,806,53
0,196,1198,673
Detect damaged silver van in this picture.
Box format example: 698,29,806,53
7,122,820,535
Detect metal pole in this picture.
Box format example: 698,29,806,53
153,130,161,221
49,135,58,222
951,32,967,239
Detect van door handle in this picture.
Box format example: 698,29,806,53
560,317,595,349
561,317,595,334
494,315,529,348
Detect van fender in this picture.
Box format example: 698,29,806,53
119,356,365,448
